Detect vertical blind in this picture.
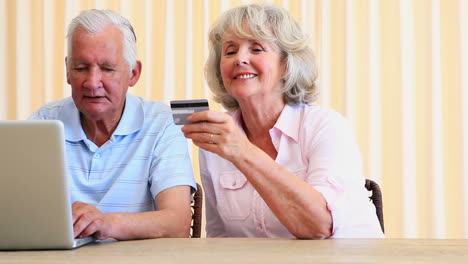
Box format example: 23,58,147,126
1,0,467,239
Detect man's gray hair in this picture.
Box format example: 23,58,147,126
66,9,137,73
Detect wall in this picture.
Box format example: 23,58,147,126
1,0,467,238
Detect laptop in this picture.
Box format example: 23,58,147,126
0,120,95,250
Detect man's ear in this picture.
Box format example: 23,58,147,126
65,57,71,85
128,60,142,87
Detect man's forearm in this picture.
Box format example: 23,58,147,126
107,208,192,240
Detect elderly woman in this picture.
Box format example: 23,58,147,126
182,4,384,239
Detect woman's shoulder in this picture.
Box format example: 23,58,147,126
291,103,348,127
290,104,356,147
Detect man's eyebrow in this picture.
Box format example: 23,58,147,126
69,60,116,67
70,60,88,65
99,62,116,67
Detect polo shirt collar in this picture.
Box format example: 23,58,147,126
58,98,85,142
58,93,144,141
113,93,144,136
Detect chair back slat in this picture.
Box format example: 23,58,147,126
365,179,385,233
191,183,203,238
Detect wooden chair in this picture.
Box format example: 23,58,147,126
365,179,385,233
191,183,203,238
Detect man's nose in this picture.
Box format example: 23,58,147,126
84,68,103,89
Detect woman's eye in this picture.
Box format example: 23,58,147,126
225,51,236,55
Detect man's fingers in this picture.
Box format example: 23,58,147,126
71,202,104,238
73,214,89,238
71,201,86,224
78,219,100,238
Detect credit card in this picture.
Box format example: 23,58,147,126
170,99,209,125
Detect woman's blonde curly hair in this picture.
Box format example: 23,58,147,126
205,4,319,111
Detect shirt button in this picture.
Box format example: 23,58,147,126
232,181,236,187
94,153,100,159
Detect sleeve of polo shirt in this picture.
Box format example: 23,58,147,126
28,100,62,121
148,116,196,199
303,110,367,236
28,107,51,120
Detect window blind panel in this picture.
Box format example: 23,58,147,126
400,0,418,238
430,0,445,238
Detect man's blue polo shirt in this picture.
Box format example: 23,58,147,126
30,93,196,213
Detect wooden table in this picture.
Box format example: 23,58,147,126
1,238,467,263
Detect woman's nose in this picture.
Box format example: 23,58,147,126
236,60,248,66
235,51,249,66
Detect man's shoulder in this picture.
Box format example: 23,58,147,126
129,95,170,116
128,96,176,133
29,97,75,120
142,99,171,115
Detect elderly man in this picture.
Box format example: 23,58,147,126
30,9,196,240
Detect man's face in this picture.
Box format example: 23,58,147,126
66,26,138,121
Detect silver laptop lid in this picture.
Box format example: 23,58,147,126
0,120,80,250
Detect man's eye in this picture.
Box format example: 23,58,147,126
74,67,86,72
252,48,263,53
102,68,114,72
